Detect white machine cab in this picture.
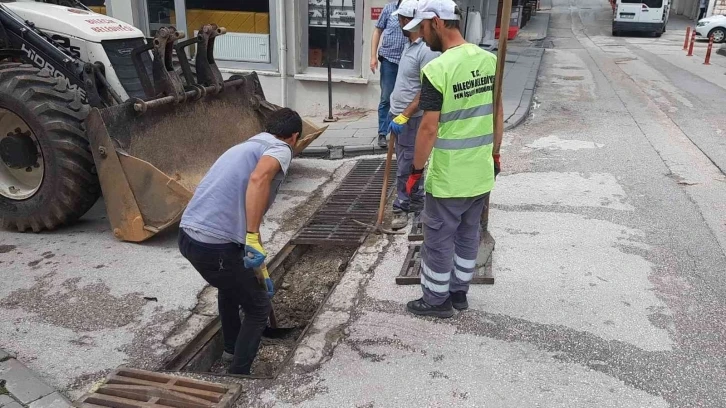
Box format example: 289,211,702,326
4,1,143,42
4,1,148,101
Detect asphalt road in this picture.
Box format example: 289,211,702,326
2,0,726,405
0,158,350,398
245,0,726,407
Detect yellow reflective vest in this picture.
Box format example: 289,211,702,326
421,43,497,198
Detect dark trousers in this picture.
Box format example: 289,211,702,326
392,115,424,214
698,7,706,20
178,229,270,375
420,193,489,305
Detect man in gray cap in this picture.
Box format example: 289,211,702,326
388,0,440,230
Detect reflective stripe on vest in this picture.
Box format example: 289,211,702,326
421,43,497,198
439,103,493,123
434,133,493,150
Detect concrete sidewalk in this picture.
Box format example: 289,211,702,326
0,350,70,408
301,12,549,159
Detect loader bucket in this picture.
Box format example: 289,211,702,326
86,72,327,243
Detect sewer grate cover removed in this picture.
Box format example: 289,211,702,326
397,231,496,285
75,368,241,408
292,158,396,246
409,214,423,241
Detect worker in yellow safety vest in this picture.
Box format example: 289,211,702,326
403,0,503,318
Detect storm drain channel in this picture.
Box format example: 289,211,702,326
292,158,396,246
162,158,395,379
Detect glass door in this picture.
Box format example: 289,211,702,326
139,0,187,37
146,0,176,36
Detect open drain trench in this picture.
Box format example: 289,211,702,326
162,158,395,378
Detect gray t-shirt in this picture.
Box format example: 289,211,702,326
389,38,440,118
180,132,292,245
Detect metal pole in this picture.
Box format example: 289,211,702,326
683,26,691,50
323,0,338,122
704,35,714,64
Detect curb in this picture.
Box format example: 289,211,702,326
0,350,71,408
503,47,545,131
299,144,389,160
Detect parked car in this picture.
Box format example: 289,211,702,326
696,14,726,43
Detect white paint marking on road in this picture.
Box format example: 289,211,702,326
526,135,604,150
494,172,635,210
260,311,669,408
481,210,673,351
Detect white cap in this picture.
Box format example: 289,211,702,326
392,0,417,18
402,0,461,32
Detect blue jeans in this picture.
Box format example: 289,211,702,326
378,58,399,136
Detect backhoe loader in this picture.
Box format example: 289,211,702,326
0,0,325,242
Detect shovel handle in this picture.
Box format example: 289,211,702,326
376,132,396,227
254,265,280,329
268,307,280,329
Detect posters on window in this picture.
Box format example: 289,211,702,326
308,0,356,28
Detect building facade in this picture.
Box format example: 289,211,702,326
670,0,724,20
89,0,500,117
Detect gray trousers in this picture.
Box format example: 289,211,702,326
420,192,489,305
392,115,424,213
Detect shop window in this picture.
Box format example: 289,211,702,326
182,0,274,64
147,0,177,36
78,0,106,15
304,0,362,73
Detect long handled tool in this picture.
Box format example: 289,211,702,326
480,0,512,230
254,265,297,339
353,132,405,235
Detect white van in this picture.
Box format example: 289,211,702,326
612,0,671,37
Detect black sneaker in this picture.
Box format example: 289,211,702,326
378,134,388,148
406,297,455,318
450,291,468,310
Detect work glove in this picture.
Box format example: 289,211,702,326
259,265,274,298
388,114,409,136
244,232,267,269
406,166,424,195
493,154,501,178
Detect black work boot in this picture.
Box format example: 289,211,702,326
378,134,388,148
450,291,468,310
407,297,455,318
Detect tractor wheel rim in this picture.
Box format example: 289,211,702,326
0,109,44,200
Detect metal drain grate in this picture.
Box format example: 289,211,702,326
397,231,496,285
75,368,241,408
409,215,423,241
292,158,396,246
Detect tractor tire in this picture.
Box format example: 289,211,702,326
0,63,100,232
